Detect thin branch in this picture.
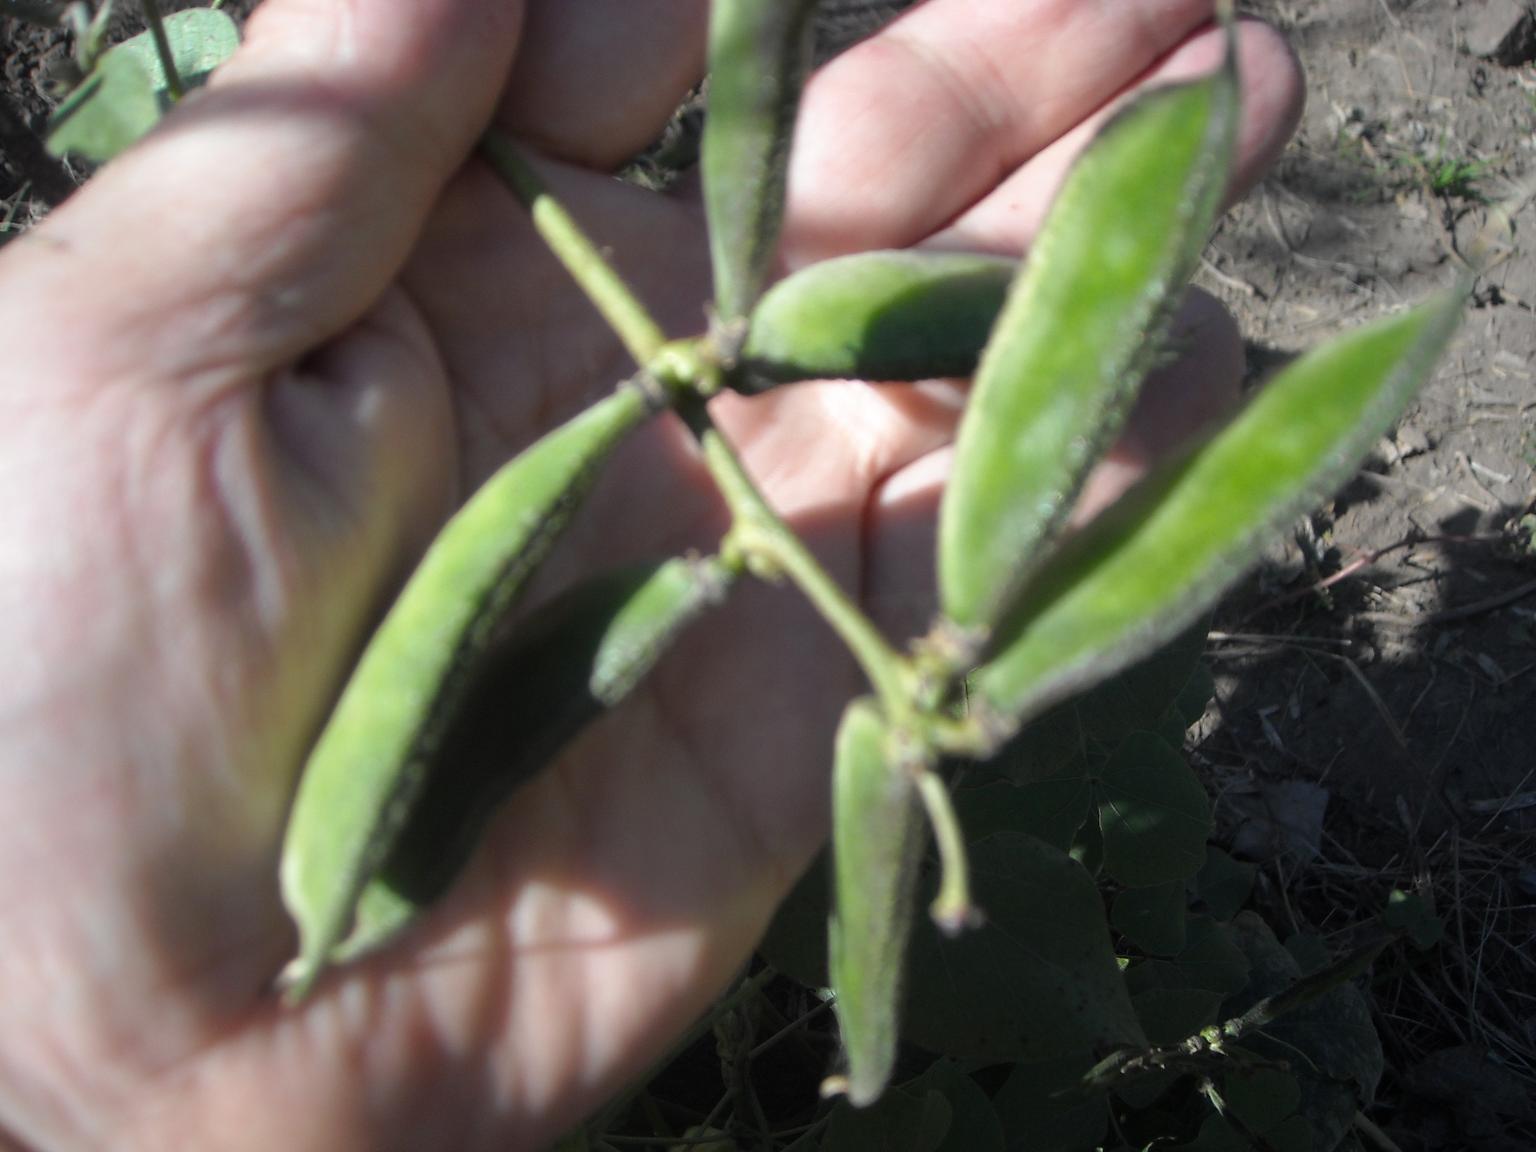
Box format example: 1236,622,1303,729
481,131,667,367
678,398,910,713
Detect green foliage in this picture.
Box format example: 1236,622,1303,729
47,7,240,162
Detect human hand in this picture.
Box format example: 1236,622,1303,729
0,1,1301,1147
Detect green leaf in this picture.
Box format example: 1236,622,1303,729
938,52,1239,631
822,1087,951,1151
1126,916,1251,998
736,250,1015,391
991,1052,1108,1152
339,555,733,959
1098,732,1212,887
47,49,158,162
47,9,239,162
904,1059,1005,1152
1170,1064,1312,1152
829,698,927,1107
1130,987,1224,1046
903,833,1144,1064
702,0,818,321
971,287,1466,742
1113,880,1189,956
955,777,1090,856
119,8,240,93
1193,847,1255,921
1173,1108,1312,1152
279,389,652,996
981,624,1209,792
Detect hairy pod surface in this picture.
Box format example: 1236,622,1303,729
702,0,818,322
972,288,1465,744
335,555,735,961
828,698,928,1108
279,389,651,995
937,47,1239,634
734,250,1016,392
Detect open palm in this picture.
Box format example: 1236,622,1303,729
0,1,1301,1148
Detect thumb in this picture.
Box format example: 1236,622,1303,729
1,0,523,386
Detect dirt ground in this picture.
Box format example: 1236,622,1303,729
2,1,1532,1148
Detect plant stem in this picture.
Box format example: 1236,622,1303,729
141,0,183,101
481,130,667,367
914,767,979,934
678,399,910,713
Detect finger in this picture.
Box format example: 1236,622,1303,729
0,0,524,387
784,0,1302,263
927,20,1303,255
497,0,709,170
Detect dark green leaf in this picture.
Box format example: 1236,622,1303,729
955,776,1090,855
1173,1108,1312,1152
1098,732,1212,887
1193,847,1255,921
1130,987,1224,1046
972,288,1465,742
1113,880,1189,956
938,59,1239,630
903,1059,1005,1152
991,1052,1108,1152
1126,916,1251,998
823,1087,951,1151
736,250,1015,391
903,833,1144,1064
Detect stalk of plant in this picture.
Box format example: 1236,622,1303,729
271,0,1464,1115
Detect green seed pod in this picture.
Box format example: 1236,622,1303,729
280,388,651,997
828,697,928,1108
702,0,819,322
732,249,1016,393
972,287,1465,745
335,555,736,961
937,43,1240,636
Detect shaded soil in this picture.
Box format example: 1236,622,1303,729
2,1,1532,1148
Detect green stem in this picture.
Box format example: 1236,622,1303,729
141,0,183,101
914,768,978,934
481,130,667,367
679,399,910,713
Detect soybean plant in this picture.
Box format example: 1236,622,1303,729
277,0,1462,1120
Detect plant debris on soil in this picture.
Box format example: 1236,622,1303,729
2,2,1532,1149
